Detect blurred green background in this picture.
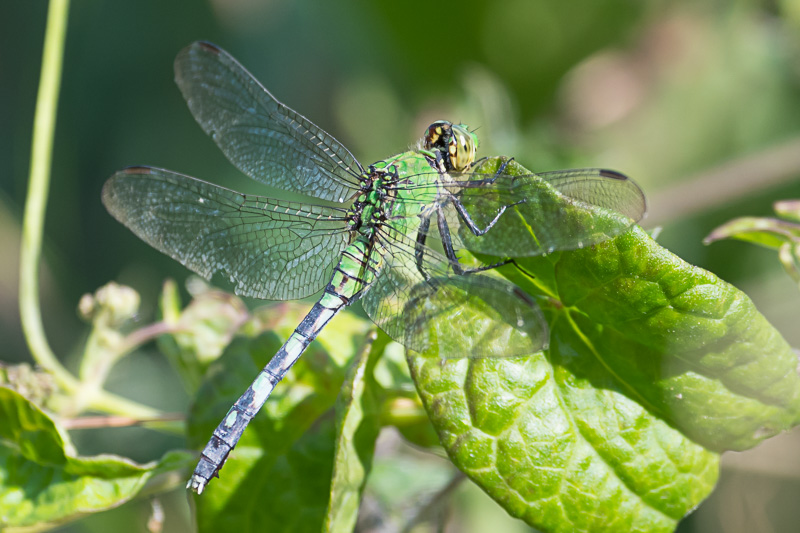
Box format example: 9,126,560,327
3,0,800,531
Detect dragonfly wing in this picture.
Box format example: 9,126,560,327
534,168,646,221
395,168,645,257
360,227,547,358
444,168,645,256
174,41,363,202
102,167,352,300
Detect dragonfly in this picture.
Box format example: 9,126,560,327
102,41,646,494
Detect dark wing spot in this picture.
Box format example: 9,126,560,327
512,286,536,307
598,169,629,181
123,166,153,175
196,41,221,54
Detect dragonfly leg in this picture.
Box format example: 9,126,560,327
451,197,517,236
412,210,502,280
436,205,511,275
487,157,513,183
414,214,433,280
448,158,524,237
470,156,488,168
491,157,513,182
466,157,514,186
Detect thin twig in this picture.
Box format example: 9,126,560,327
647,137,800,226
119,321,183,356
401,471,466,533
61,412,184,430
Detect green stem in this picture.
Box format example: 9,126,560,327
18,0,162,420
88,389,162,418
19,0,75,391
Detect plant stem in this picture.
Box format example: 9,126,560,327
119,321,182,357
61,412,185,430
648,136,800,226
18,0,161,420
19,0,75,391
401,471,466,533
88,389,162,418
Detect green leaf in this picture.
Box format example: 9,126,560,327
778,241,800,285
704,201,800,289
703,216,800,249
324,331,385,533
774,199,800,223
0,387,193,531
188,307,374,532
406,158,800,533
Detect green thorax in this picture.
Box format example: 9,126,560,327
332,150,441,298
347,151,440,239
334,121,481,298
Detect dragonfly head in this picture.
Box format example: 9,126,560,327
424,121,478,172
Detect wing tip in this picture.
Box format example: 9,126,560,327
175,42,222,83
101,176,126,222
102,167,154,216
598,169,648,221
100,177,114,207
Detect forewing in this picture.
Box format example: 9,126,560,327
174,41,363,202
360,226,547,359
446,167,645,256
102,167,352,300
391,166,645,257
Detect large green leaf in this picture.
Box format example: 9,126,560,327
406,158,800,533
0,387,192,531
324,331,385,533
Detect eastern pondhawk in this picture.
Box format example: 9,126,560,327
102,41,646,494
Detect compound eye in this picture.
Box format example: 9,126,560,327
450,124,476,171
424,120,452,151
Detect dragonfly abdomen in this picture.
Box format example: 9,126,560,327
329,237,383,299
188,240,381,493
188,296,348,493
